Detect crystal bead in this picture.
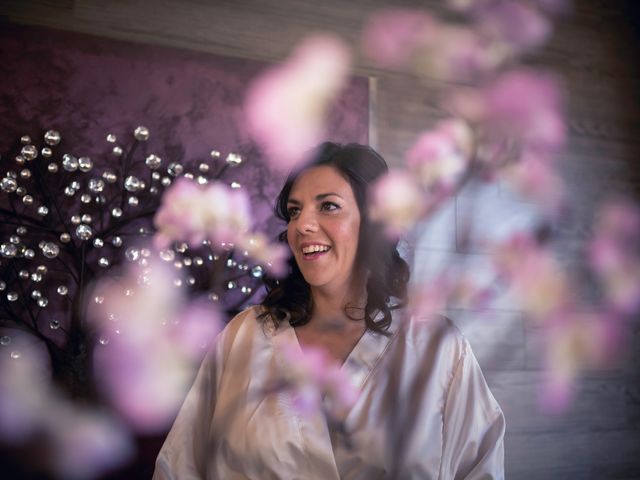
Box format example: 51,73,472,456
198,163,209,173
16,226,27,235
49,319,61,330
41,147,52,158
31,272,42,282
75,224,93,241
22,195,34,205
70,181,80,189
20,169,31,179
62,154,78,171
24,249,35,259
64,186,75,196
31,290,42,299
20,135,31,144
184,173,194,180
111,207,123,218
98,257,110,267
227,281,237,290
210,150,221,159
81,214,92,223
78,156,93,172
1,177,17,193
159,249,175,262
161,177,171,187
125,247,140,262
226,152,242,166
37,297,48,307
81,194,91,203
16,187,26,196
167,162,183,176
10,236,19,244
128,196,139,206
0,281,5,291
145,153,162,169
112,236,123,247
102,170,117,183
196,176,208,185
251,265,264,278
0,335,10,346
173,278,183,287
88,178,105,192
10,351,21,359
60,233,71,243
112,146,123,156
7,292,18,301
15,155,25,165
71,215,81,225
93,238,104,248
37,206,49,216
44,130,61,145
57,285,68,295
134,126,150,141
106,133,117,143
1,244,18,257
230,182,241,189
21,145,38,161
41,242,60,258
152,172,161,180
124,175,142,192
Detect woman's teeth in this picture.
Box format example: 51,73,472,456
302,245,330,254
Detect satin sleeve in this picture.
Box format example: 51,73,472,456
153,335,221,480
439,339,506,480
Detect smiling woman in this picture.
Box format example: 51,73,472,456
154,142,505,479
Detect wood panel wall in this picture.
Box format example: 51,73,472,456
1,1,639,478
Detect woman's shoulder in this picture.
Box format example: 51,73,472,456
393,310,469,366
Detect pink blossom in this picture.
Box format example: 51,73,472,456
277,339,358,417
476,1,552,51
369,169,425,237
236,233,290,277
406,119,473,193
589,200,640,315
501,153,565,215
90,259,222,433
245,34,351,172
448,69,566,153
361,9,435,69
154,178,252,250
493,233,573,321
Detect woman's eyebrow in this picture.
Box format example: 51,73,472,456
315,192,343,201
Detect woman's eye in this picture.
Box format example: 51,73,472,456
287,207,300,219
321,201,339,212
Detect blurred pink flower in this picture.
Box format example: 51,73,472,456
449,69,566,153
362,10,499,81
369,169,425,237
0,342,133,479
406,119,473,193
361,9,435,69
154,178,251,250
277,339,358,417
589,200,640,315
236,233,290,277
476,1,551,51
245,34,351,172
90,259,222,433
501,153,565,215
494,233,573,321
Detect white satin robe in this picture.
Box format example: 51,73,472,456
154,306,505,479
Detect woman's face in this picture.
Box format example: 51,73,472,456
286,165,362,294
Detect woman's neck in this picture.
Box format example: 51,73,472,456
308,282,366,331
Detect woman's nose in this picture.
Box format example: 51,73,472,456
296,209,318,234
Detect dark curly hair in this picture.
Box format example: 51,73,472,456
258,142,410,334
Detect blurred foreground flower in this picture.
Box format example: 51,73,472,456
154,177,286,275
0,343,133,479
369,169,424,237
590,200,640,316
90,259,222,433
245,34,351,172
276,338,358,418
406,118,474,193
